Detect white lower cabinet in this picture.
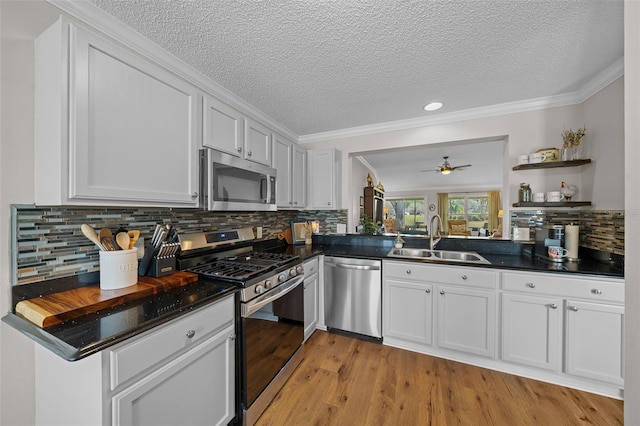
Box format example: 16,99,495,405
35,295,236,426
383,260,625,398
437,285,495,358
303,257,319,341
383,260,497,357
501,293,561,371
383,278,433,346
565,300,624,385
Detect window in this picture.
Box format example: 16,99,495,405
448,193,489,229
384,199,426,232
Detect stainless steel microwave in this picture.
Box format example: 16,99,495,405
200,149,277,211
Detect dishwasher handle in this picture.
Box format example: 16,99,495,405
324,260,381,271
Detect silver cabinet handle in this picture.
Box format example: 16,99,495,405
406,270,412,275
186,330,196,338
568,306,579,312
237,146,243,153
191,192,198,199
247,151,252,156
327,201,331,206
526,282,535,288
591,289,602,295
547,303,558,309
294,201,298,205
440,290,445,295
461,275,468,280
425,289,431,293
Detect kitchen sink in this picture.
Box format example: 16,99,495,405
387,248,491,264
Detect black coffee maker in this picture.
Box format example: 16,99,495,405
534,225,566,262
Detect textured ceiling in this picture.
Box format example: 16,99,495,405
91,0,623,137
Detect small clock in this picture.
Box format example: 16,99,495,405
428,203,436,212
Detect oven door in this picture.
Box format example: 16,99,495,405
241,275,304,409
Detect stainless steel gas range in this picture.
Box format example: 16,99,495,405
177,228,304,426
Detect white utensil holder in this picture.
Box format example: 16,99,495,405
100,248,138,290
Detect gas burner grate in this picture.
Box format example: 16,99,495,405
187,261,267,281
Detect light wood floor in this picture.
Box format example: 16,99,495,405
256,331,623,425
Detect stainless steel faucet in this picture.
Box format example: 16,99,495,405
430,214,443,250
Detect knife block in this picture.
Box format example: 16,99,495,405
149,256,176,278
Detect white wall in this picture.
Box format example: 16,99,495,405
624,1,640,422
1,1,60,424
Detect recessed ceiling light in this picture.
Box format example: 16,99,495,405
424,102,443,111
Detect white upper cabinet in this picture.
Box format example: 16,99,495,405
244,118,272,166
203,95,273,166
202,94,244,156
272,134,306,209
307,148,342,209
35,18,199,207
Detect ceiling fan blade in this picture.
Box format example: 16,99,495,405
420,169,441,172
451,164,472,170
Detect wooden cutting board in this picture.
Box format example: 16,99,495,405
16,272,199,328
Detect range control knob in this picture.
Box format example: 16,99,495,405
296,266,304,274
289,268,297,276
278,274,286,282
264,280,273,290
254,285,265,295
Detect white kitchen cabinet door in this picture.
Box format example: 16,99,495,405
112,324,235,426
565,300,624,385
52,22,199,206
292,145,307,208
437,285,496,358
304,272,319,341
501,293,562,371
244,118,272,166
272,135,293,208
383,279,433,346
307,148,341,209
202,94,244,156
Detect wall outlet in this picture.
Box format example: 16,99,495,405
336,224,346,234
256,226,263,239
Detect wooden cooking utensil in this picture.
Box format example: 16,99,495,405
127,230,140,249
81,224,105,251
116,232,131,251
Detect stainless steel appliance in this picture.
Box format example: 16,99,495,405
178,228,304,426
323,257,382,339
200,149,277,211
535,225,566,262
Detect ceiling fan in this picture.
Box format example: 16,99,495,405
422,156,472,175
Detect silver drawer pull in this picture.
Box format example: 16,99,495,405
591,289,602,295
526,282,535,288
461,275,468,280
547,303,558,309
191,192,198,199
425,289,431,293
186,329,196,338
568,306,579,312
406,270,412,275
440,290,445,295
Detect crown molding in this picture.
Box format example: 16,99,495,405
299,59,625,144
46,0,299,142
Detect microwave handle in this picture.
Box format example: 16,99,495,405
260,177,267,203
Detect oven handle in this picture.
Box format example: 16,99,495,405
242,274,305,317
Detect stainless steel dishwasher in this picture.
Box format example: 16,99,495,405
324,256,382,339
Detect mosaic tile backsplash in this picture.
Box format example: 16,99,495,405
510,210,624,255
12,205,348,285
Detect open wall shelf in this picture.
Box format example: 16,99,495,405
512,159,591,171
512,201,592,208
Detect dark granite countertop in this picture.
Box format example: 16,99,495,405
4,235,622,362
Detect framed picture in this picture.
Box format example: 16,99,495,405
291,221,309,244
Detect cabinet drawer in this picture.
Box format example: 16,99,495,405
109,294,234,390
384,260,497,289
502,272,624,303
304,256,319,276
